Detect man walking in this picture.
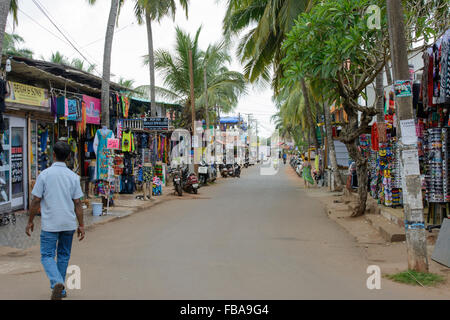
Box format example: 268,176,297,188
26,141,85,300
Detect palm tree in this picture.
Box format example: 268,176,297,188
3,32,33,58
71,58,97,73
134,0,189,117
0,0,18,60
88,0,122,127
118,77,135,89
223,0,312,90
142,26,246,129
48,51,70,65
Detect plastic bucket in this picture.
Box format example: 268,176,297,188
92,203,103,216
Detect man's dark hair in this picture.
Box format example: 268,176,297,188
53,141,71,162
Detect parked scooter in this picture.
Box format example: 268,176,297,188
219,163,228,178
198,161,209,186
181,166,199,194
227,163,235,177
244,156,249,168
169,167,183,196
234,163,241,178
210,163,217,182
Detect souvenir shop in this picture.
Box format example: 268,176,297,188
90,115,172,206
367,28,450,226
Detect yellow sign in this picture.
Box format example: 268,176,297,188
6,81,49,108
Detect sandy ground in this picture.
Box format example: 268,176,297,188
0,164,449,299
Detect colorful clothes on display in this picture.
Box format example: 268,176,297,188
142,165,153,183
96,129,113,180
121,130,135,152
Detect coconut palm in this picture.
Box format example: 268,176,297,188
118,77,135,90
88,0,122,127
3,32,33,58
48,51,70,65
70,57,97,73
223,0,312,90
141,26,246,129
0,0,18,60
133,0,189,117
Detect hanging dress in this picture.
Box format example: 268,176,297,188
96,130,113,180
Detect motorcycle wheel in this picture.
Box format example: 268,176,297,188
176,185,183,196
193,188,198,194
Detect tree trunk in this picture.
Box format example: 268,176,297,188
323,100,344,187
0,0,11,58
300,78,319,150
346,139,368,217
376,72,385,124
386,0,428,272
145,11,156,117
100,0,119,128
204,68,210,129
385,60,393,86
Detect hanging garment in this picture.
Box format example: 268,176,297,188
371,123,379,151
122,130,135,152
0,79,7,113
142,166,153,183
67,99,78,121
56,96,67,117
95,129,113,180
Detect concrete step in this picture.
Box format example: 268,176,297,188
365,214,406,243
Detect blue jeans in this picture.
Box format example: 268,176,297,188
40,230,75,294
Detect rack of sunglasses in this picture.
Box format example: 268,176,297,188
442,128,450,202
426,128,445,203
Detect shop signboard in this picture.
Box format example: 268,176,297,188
107,138,120,150
143,117,169,131
5,81,49,108
83,95,101,125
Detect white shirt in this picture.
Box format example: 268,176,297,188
32,162,84,232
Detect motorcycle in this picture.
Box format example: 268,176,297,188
210,163,218,182
182,166,199,194
244,156,249,168
169,167,183,196
227,164,235,177
198,161,209,186
234,163,241,178
219,164,228,178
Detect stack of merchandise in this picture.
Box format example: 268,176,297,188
369,149,379,198
442,128,450,202
391,140,403,207
427,128,444,203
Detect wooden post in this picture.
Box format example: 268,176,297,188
386,0,428,272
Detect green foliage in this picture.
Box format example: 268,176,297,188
223,0,312,88
2,33,33,58
385,270,445,287
141,26,246,127
282,0,388,106
133,0,189,24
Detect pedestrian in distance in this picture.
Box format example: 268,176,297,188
26,141,85,300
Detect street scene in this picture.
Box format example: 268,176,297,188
0,0,449,303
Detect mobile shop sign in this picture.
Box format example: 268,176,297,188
82,95,101,124
6,81,49,108
143,117,169,131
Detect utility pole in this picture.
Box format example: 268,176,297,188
386,0,428,272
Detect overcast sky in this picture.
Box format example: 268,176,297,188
6,0,276,137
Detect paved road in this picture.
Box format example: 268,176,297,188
0,164,447,299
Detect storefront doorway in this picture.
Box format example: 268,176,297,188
8,117,27,211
